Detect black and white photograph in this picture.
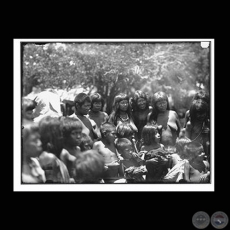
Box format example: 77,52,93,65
14,39,214,191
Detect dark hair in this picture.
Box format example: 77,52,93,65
116,123,134,139
90,93,104,110
111,93,132,126
130,90,149,112
79,133,93,151
100,122,116,138
74,93,91,109
193,90,209,104
22,98,37,112
189,99,209,125
73,149,105,183
38,116,63,158
115,138,132,154
148,91,170,122
141,124,159,145
59,116,82,144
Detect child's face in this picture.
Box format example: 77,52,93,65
137,98,147,110
119,100,129,111
121,145,133,159
105,127,117,143
24,132,42,158
156,100,167,112
68,128,82,146
92,101,102,112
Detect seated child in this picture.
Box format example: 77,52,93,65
79,133,94,151
38,116,71,183
140,124,170,182
93,122,125,183
73,149,105,183
163,129,192,182
115,138,146,183
22,121,46,183
59,117,83,179
183,141,210,183
116,122,139,153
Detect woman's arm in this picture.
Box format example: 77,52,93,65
183,160,190,182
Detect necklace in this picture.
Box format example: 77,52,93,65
119,114,129,122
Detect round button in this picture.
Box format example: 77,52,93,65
192,211,210,229
211,211,229,229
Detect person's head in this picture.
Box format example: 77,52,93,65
33,91,62,122
22,121,42,159
175,131,192,155
112,93,130,113
22,98,37,121
73,149,105,183
152,91,170,113
79,133,93,151
74,93,91,115
193,90,209,104
184,141,205,161
90,93,104,112
115,138,134,159
189,99,209,124
60,117,83,148
131,90,149,111
38,116,63,158
141,124,161,145
116,123,135,140
100,122,117,143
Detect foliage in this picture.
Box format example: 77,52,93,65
22,42,210,114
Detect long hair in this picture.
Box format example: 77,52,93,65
189,99,209,126
148,91,170,123
141,124,159,145
130,90,150,112
110,93,133,126
90,93,105,111
38,116,63,158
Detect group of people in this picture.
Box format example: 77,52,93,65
21,88,210,184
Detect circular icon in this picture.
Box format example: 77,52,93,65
192,211,210,229
211,211,229,229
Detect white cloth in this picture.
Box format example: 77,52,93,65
33,91,62,123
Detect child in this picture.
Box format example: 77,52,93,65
38,116,71,183
93,122,125,183
59,116,83,179
87,93,109,129
69,93,100,142
183,141,210,183
73,149,105,183
140,124,170,182
184,98,210,159
147,91,181,147
22,121,46,183
115,138,146,183
79,133,94,151
163,129,192,182
108,93,138,133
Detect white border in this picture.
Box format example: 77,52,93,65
14,39,214,191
